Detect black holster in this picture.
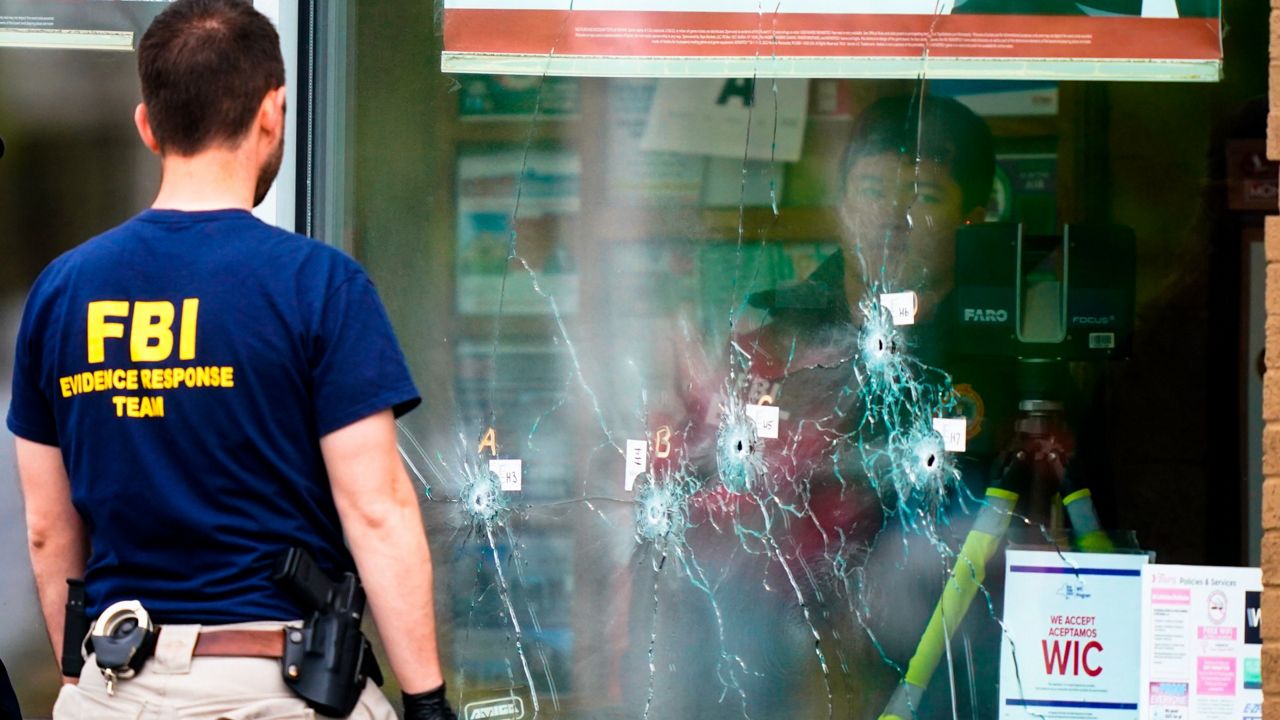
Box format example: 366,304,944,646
274,548,382,717
61,579,89,678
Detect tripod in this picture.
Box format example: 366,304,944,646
878,394,1112,720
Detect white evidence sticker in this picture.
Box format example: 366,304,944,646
488,459,523,492
624,439,649,492
745,404,780,439
879,291,918,326
932,417,967,453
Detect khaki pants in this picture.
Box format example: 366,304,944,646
52,622,397,720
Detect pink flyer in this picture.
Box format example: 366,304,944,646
1195,657,1236,696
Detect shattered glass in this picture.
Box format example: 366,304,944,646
402,66,1033,717
433,77,1035,720
399,76,1017,715
318,2,1260,719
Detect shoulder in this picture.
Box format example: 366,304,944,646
247,221,365,286
22,218,141,303
192,214,369,297
297,238,366,285
747,250,850,326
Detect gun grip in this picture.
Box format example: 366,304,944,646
273,548,332,610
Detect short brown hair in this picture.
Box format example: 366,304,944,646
137,0,284,155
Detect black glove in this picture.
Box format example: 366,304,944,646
402,684,457,720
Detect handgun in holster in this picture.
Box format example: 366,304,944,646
273,548,383,717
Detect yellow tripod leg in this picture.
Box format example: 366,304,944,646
878,488,1017,720
1063,488,1113,553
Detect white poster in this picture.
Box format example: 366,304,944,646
640,79,808,163
1138,565,1262,720
999,549,1149,719
603,79,705,205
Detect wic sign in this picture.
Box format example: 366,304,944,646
998,551,1147,716
1042,638,1104,678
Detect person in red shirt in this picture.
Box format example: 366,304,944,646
635,92,1000,718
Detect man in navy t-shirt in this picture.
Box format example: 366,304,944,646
8,1,454,718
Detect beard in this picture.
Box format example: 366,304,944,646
253,137,284,208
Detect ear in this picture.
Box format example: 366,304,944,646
257,86,287,143
134,104,161,155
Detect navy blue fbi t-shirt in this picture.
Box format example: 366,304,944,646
6,209,420,624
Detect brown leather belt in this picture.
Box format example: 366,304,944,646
183,628,288,659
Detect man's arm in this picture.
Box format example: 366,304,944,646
321,409,444,694
16,437,87,680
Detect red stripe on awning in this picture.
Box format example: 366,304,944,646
443,10,1221,62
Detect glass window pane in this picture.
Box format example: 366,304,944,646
314,2,1270,717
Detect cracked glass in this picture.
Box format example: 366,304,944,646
304,2,1265,719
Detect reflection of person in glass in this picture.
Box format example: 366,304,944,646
638,93,1008,719
741,95,1010,720
835,95,994,320
734,92,1007,515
